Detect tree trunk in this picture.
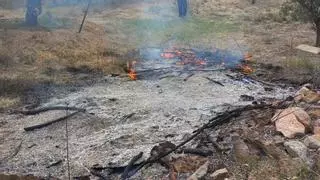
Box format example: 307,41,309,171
25,0,42,26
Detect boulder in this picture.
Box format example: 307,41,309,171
272,107,311,129
274,113,305,138
187,161,209,180
303,135,320,149
210,168,229,180
284,141,309,164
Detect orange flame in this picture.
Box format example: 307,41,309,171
127,60,137,80
128,69,137,80
161,52,176,59
240,64,254,75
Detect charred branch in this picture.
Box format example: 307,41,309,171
121,152,143,180
24,111,81,131
11,106,86,115
205,77,225,86
176,148,213,157
124,103,281,179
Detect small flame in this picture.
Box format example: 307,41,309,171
240,64,254,75
161,52,176,59
127,60,137,80
196,59,207,65
128,69,137,80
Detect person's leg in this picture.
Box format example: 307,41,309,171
182,0,187,16
178,0,183,17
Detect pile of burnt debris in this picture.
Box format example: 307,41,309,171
1,84,320,179
80,85,319,179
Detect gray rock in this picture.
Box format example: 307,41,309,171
187,161,209,180
303,135,320,149
284,140,310,165
210,168,229,180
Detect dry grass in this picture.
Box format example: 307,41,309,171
0,14,128,109
0,97,20,110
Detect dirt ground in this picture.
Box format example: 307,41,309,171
0,0,320,179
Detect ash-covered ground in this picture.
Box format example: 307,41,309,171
0,69,291,179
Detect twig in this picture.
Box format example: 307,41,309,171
121,152,143,180
183,73,194,81
24,111,80,131
120,113,135,122
78,0,91,33
46,160,62,168
90,170,108,180
159,74,176,80
65,108,71,180
0,138,23,163
248,76,279,87
12,106,85,115
176,148,213,157
205,77,225,86
91,162,144,173
126,104,273,178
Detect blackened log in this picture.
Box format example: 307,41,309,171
24,111,80,131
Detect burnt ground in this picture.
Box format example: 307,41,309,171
0,0,320,179
0,69,292,179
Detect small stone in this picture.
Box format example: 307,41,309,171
240,95,255,101
233,139,250,162
210,168,229,180
164,112,171,117
284,140,309,164
273,135,285,145
187,161,209,180
295,86,320,103
303,135,320,149
264,87,274,91
313,119,320,135
308,108,320,119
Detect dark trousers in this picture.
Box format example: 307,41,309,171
25,7,38,26
178,0,187,17
25,0,41,26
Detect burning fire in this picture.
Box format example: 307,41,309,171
127,60,137,80
239,64,254,75
161,52,176,59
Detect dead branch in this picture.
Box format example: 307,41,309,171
0,138,23,163
205,77,225,86
12,106,85,115
120,113,135,122
176,148,213,157
183,73,194,81
125,103,274,178
46,160,62,168
248,76,280,87
78,0,91,33
90,169,108,180
24,111,80,131
121,152,143,180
